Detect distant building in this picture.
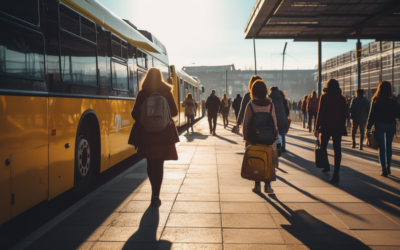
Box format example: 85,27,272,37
321,41,400,100
183,65,316,101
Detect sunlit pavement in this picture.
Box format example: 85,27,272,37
12,117,400,250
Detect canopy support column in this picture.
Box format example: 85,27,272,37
253,38,257,75
318,38,322,97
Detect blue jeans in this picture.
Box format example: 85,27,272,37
375,121,396,171
278,128,286,150
186,115,194,130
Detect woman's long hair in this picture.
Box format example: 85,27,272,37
248,75,263,91
372,81,392,103
186,93,193,100
251,80,268,99
139,68,172,93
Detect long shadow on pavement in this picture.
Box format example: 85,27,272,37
278,148,400,227
257,193,372,250
122,206,172,249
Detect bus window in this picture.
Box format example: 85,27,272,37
137,50,147,68
153,58,169,80
0,0,39,26
81,16,96,43
111,61,128,90
60,33,97,86
0,23,44,80
179,78,184,102
112,35,121,57
137,69,146,89
60,5,80,36
122,41,128,59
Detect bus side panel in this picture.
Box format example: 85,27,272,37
172,76,179,126
11,146,48,219
0,96,48,156
0,95,48,223
48,97,108,200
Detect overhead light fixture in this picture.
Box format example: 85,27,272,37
292,2,327,7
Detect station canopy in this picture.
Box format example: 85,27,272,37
245,0,400,41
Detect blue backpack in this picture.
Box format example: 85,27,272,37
248,102,277,145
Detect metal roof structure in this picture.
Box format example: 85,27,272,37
245,0,400,41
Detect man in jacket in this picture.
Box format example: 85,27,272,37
269,86,287,152
205,89,221,135
307,91,319,133
232,94,242,120
301,95,308,128
349,89,370,150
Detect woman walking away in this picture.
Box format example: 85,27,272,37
315,79,347,183
183,93,196,133
307,91,319,133
221,94,231,128
237,75,263,128
243,80,278,193
232,94,242,120
367,81,400,177
301,95,308,128
129,68,179,207
269,86,287,152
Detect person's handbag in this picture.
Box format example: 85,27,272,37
286,117,291,134
314,138,329,169
366,128,378,150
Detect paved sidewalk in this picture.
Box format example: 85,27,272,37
13,117,400,249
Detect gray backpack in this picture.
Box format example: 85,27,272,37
140,92,172,132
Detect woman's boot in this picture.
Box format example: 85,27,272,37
252,181,261,193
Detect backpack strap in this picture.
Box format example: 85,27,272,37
249,102,254,114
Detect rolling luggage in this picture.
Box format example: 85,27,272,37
241,144,274,182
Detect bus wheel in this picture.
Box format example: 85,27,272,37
74,124,94,194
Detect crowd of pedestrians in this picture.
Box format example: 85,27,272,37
128,67,399,205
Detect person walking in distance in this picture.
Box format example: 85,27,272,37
236,75,263,128
232,94,242,120
307,91,319,133
269,86,287,152
183,93,196,133
205,89,221,135
243,80,278,193
301,95,308,128
221,93,231,128
128,68,179,207
298,99,303,122
349,89,370,150
367,81,400,177
314,79,347,183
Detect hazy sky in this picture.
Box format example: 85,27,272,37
97,0,373,70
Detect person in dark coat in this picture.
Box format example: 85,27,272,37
301,95,308,128
232,94,242,120
367,81,400,177
269,86,287,152
205,89,221,135
280,90,290,117
349,89,370,150
315,79,347,183
307,91,319,133
128,68,179,207
236,75,263,128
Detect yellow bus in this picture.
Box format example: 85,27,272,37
0,0,173,224
170,66,203,127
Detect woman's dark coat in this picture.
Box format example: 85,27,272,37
268,90,287,129
237,92,251,125
128,89,179,148
315,88,347,136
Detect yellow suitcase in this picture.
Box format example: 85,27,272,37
241,144,274,182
